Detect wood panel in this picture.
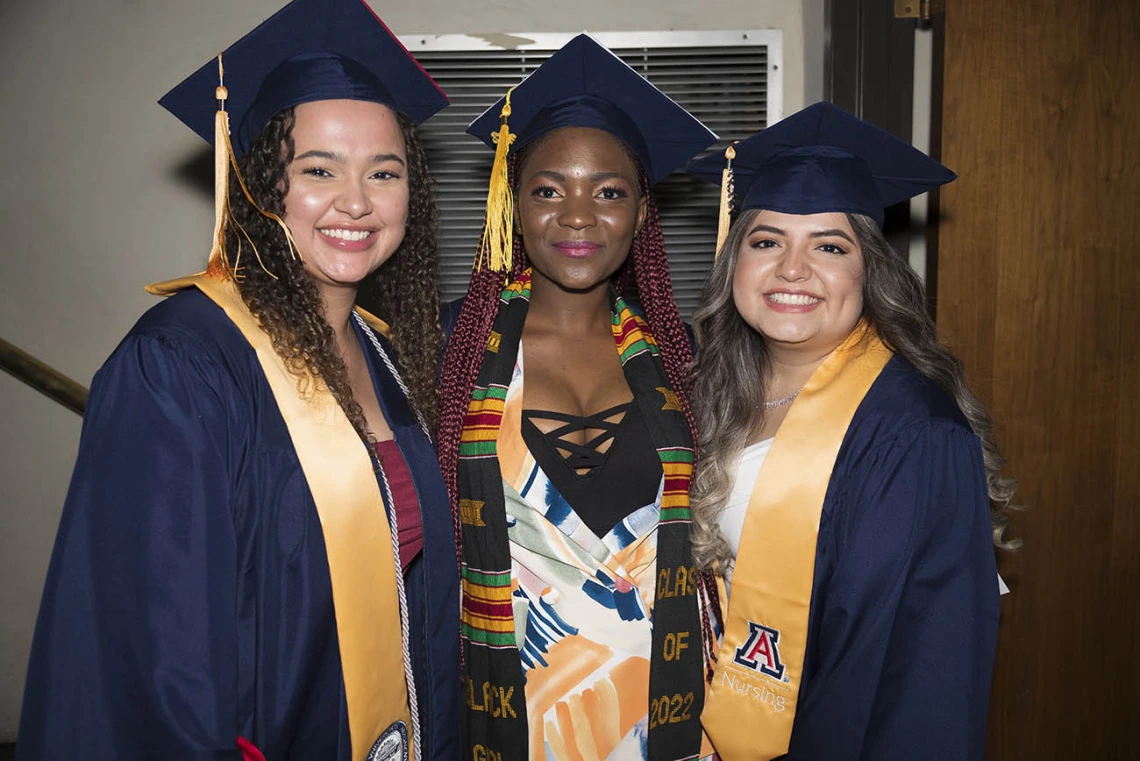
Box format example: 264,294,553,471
937,1,1140,758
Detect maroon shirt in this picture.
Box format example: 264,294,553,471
374,439,423,572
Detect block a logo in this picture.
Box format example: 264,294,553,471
733,621,786,681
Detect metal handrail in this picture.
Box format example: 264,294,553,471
0,336,87,416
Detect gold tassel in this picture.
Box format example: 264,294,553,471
205,54,234,280
714,143,736,262
476,87,516,274
206,53,299,282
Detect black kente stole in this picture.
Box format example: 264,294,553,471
457,269,705,760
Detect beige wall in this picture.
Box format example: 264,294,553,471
0,0,818,740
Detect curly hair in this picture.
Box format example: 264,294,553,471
436,133,697,566
689,209,1020,573
225,106,442,442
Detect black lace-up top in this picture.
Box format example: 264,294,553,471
520,397,663,537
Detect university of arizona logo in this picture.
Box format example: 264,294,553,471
733,621,786,681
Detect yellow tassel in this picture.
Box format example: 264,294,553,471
714,143,737,262
476,87,516,274
205,55,233,280
206,53,299,282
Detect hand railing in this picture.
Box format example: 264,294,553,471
0,337,87,416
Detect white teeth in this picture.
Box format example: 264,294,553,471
320,228,372,241
767,292,821,305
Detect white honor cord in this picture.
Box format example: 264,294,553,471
353,313,423,759
375,457,421,760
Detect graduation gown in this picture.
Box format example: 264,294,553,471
770,355,1000,760
17,289,460,761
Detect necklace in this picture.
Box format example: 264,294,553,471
763,387,802,409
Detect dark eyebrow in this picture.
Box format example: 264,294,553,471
292,150,406,166
371,153,406,166
745,223,856,246
746,223,786,236
810,228,856,244
293,149,342,163
526,170,631,183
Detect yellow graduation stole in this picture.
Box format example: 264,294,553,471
701,326,892,760
147,273,413,761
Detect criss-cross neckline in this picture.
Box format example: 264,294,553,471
521,402,630,473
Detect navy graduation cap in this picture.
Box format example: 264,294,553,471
688,101,956,227
467,33,716,273
466,33,717,184
159,0,448,155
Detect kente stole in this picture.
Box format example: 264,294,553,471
147,273,413,761
701,326,892,760
457,269,706,760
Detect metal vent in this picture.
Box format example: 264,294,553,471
403,31,782,318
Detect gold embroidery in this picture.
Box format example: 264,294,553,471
467,680,517,719
487,331,502,353
663,631,691,661
656,386,682,412
656,564,696,600
473,745,502,761
649,692,696,729
460,499,486,527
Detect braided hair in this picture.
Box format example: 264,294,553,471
436,135,697,567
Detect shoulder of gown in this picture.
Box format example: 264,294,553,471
790,354,1000,761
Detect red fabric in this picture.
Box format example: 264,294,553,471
374,439,423,572
237,736,266,761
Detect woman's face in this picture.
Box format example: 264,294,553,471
515,127,647,293
282,99,409,294
732,210,864,356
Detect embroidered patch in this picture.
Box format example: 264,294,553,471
656,386,683,412
487,330,501,353
367,720,408,761
460,499,486,526
733,621,786,681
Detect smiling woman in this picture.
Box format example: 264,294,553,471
436,34,719,761
514,127,647,295
687,103,1018,761
731,211,865,366
16,2,460,761
285,100,411,293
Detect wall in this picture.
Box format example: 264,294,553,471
0,0,817,741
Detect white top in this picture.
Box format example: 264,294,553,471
717,438,775,588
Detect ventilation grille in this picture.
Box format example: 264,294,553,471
409,36,774,317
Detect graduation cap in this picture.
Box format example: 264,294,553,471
159,0,449,155
152,0,447,282
687,101,956,253
466,33,717,273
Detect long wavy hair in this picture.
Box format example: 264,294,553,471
436,136,698,554
689,209,1019,572
227,105,442,441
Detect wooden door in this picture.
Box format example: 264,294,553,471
937,1,1139,758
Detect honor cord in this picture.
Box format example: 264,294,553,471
354,313,423,760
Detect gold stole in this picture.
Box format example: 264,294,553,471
147,274,412,761
701,327,892,760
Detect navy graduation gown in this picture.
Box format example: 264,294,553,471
17,289,460,761
783,355,1000,761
